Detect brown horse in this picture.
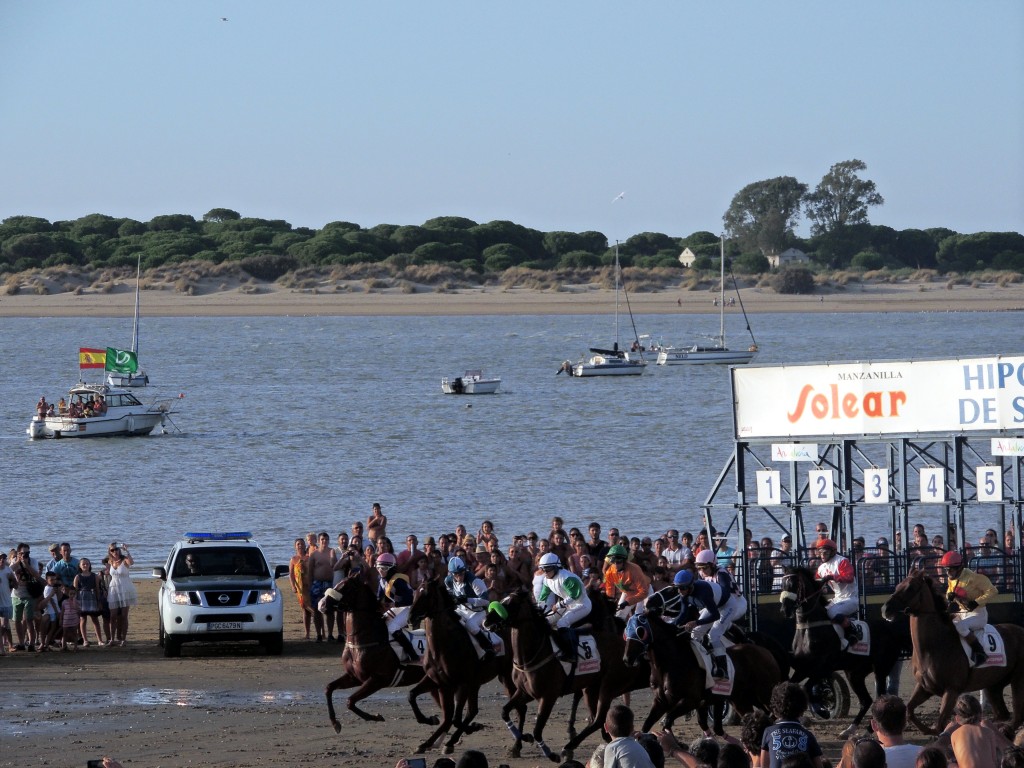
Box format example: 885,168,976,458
882,568,1024,733
622,612,780,736
483,588,628,763
406,577,526,754
324,575,439,731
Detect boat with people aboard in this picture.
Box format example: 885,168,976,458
27,382,180,439
441,370,501,395
657,235,759,366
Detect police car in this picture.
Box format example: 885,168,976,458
153,532,289,657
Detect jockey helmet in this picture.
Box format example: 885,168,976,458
940,550,963,568
695,549,717,565
606,544,628,561
815,538,838,551
448,556,467,574
539,553,561,569
375,552,397,569
673,569,695,589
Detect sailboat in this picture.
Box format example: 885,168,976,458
106,256,150,387
560,243,646,377
657,236,759,366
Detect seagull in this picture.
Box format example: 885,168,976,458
220,16,228,21
612,191,625,202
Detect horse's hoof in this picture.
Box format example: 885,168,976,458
371,714,385,723
561,749,574,761
522,734,535,743
331,721,341,734
426,716,440,726
443,744,454,755
547,754,560,764
509,747,521,759
839,724,858,739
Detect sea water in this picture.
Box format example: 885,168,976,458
3,310,1020,569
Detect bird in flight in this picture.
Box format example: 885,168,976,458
220,16,228,21
612,191,625,202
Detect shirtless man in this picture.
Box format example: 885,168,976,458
367,503,387,546
308,532,337,642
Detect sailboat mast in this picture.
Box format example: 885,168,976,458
719,235,726,345
614,241,621,350
131,255,141,354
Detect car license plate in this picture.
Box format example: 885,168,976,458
209,621,242,631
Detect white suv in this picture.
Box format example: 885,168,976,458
153,532,289,657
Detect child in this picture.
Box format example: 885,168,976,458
37,571,61,651
760,682,824,768
61,587,81,650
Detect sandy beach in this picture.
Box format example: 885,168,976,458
2,578,944,768
1,275,1023,318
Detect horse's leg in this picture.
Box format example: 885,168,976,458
562,686,610,758
934,689,961,734
567,690,583,739
325,672,358,733
408,678,441,726
1009,670,1024,731
501,688,531,759
416,686,456,754
904,682,937,735
443,688,479,754
530,695,561,764
345,676,390,722
839,667,873,739
985,682,1011,722
641,694,670,733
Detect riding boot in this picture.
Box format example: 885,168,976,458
711,654,729,680
554,627,578,662
474,630,495,660
842,618,861,645
392,630,418,663
966,633,988,666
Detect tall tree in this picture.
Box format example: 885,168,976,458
723,176,807,256
804,159,884,236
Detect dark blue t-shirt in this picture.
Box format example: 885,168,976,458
761,720,822,768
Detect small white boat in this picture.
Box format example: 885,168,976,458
28,382,178,439
561,243,646,378
107,256,150,388
657,236,759,366
442,370,501,395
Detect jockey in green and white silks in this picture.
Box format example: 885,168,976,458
537,552,592,662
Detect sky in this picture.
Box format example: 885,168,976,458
2,2,1022,242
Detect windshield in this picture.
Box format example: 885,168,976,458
173,546,270,579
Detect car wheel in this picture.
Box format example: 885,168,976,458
163,636,182,658
263,633,284,656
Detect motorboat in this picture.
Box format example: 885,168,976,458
28,382,179,439
657,235,759,366
107,256,150,388
441,370,501,395
561,243,646,378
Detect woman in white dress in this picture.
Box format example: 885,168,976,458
105,543,138,646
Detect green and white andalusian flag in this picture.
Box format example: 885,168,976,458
104,347,138,374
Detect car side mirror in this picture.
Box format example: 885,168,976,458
274,565,289,580
152,566,167,580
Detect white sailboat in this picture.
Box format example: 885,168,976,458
657,236,759,366
560,243,646,377
106,257,150,387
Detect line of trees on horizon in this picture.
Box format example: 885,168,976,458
2,160,1022,279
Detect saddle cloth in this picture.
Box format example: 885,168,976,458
690,639,735,697
960,625,1007,668
389,627,505,662
550,633,601,675
830,619,870,656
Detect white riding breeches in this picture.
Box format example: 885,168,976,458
455,604,487,634
548,599,591,630
825,597,858,621
952,606,988,637
385,605,411,634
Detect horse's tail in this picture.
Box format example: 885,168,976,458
747,630,792,680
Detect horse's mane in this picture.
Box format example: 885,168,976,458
911,569,953,621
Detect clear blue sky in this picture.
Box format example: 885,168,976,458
2,2,1022,241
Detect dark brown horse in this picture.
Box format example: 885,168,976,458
406,577,526,754
324,575,438,731
781,566,908,737
622,613,780,736
882,568,1024,733
483,589,626,763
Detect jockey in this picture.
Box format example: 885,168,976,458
537,552,591,662
940,550,997,665
815,539,860,646
647,569,727,679
375,552,417,661
694,548,747,677
601,544,652,620
444,556,496,658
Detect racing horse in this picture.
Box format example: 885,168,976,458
882,567,1024,733
405,577,526,755
483,588,629,763
781,566,907,737
324,574,439,731
622,613,780,736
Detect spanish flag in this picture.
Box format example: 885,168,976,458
79,347,106,369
